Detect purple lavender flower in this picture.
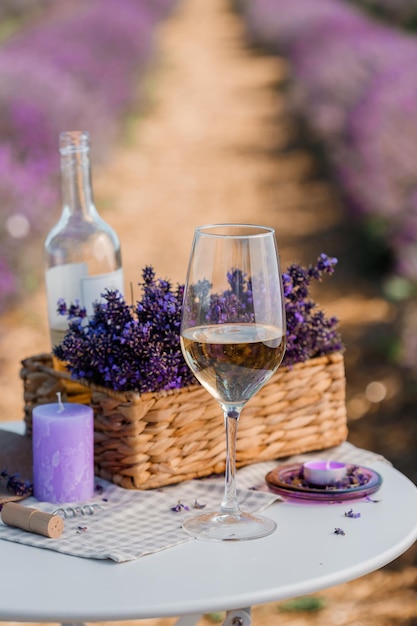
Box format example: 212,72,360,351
283,254,342,366
344,508,361,518
54,257,342,393
54,267,196,393
171,501,190,512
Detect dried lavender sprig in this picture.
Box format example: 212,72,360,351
54,256,342,393
54,266,196,393
283,253,343,366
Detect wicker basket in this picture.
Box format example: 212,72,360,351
21,352,347,490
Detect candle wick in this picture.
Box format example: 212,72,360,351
56,392,65,413
325,460,332,470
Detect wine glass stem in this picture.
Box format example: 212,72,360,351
220,408,242,515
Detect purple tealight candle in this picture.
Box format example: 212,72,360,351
32,401,94,504
303,460,347,486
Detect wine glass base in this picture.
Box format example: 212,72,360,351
182,509,277,541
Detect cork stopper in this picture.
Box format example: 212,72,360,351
1,502,64,538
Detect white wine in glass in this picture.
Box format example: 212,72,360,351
180,224,286,541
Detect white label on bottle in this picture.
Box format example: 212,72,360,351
80,268,124,315
46,263,88,331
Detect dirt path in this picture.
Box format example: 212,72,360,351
0,1,416,625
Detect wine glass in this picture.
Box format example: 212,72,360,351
180,224,286,540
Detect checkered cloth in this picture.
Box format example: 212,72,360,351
0,442,387,562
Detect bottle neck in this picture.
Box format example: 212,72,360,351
60,131,95,218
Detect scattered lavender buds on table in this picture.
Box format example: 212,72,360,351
0,470,33,497
76,526,88,533
345,508,361,518
334,527,346,535
171,501,190,513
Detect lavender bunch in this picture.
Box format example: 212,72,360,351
54,256,342,393
283,253,342,366
54,267,195,393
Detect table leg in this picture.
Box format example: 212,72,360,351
221,608,252,626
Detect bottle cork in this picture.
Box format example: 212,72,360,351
1,502,64,538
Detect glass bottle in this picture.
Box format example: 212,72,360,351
45,130,123,348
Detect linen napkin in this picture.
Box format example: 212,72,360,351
0,442,387,562
0,468,278,562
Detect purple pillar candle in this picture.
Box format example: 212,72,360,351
32,402,94,504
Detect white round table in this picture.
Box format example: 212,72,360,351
1,421,416,625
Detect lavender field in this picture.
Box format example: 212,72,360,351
0,0,175,313
240,0,417,291
2,0,417,311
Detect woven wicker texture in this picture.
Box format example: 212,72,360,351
21,353,347,490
